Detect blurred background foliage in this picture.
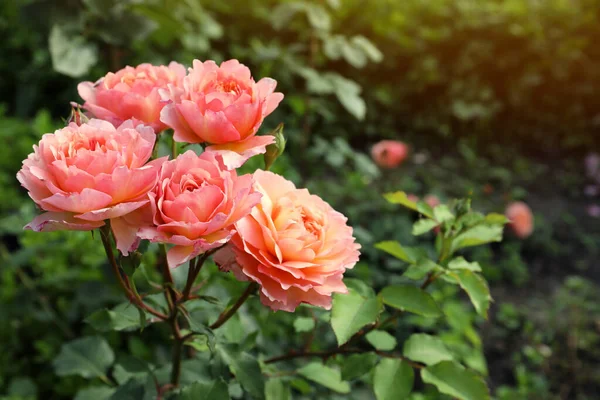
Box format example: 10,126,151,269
1,0,599,399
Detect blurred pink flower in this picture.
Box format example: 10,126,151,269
424,194,441,208
215,171,360,312
585,152,600,178
371,140,409,168
505,201,534,239
137,150,261,268
78,62,186,133
160,59,284,168
17,119,163,254
587,204,600,218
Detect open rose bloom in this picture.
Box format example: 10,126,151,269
138,150,262,268
160,59,284,168
78,62,186,132
215,171,361,312
17,119,162,254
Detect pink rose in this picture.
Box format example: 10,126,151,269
505,201,534,239
78,62,186,133
160,59,284,168
138,150,262,268
215,171,361,312
17,119,163,254
371,140,409,168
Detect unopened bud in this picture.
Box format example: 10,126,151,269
264,123,286,170
67,102,89,126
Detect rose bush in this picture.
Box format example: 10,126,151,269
16,58,500,400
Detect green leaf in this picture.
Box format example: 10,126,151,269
341,353,378,380
335,86,366,120
383,191,437,218
412,219,439,235
380,285,442,318
403,334,454,365
298,362,350,394
421,361,490,400
218,345,265,399
446,271,492,318
433,205,455,223
293,317,315,333
74,386,115,400
485,213,510,225
451,225,503,252
52,336,114,380
373,358,414,400
375,241,425,263
112,355,153,385
49,25,98,78
85,303,147,332
265,378,291,400
350,35,383,63
331,287,383,345
366,330,397,351
447,257,482,272
180,379,230,400
305,4,331,30
328,73,366,120
119,251,142,276
108,377,146,399
403,259,441,280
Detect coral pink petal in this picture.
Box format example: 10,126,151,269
206,135,275,169
111,215,141,255
167,245,195,269
160,103,202,144
178,102,241,144
24,212,105,232
77,81,97,103
41,188,113,214
75,200,149,222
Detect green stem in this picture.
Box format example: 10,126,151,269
210,283,258,329
438,235,453,263
180,249,216,302
99,225,168,320
169,317,183,387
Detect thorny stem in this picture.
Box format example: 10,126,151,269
210,282,258,329
99,225,168,320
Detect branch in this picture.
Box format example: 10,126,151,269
210,282,258,329
99,226,168,320
180,248,219,302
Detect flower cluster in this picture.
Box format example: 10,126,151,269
18,60,360,311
